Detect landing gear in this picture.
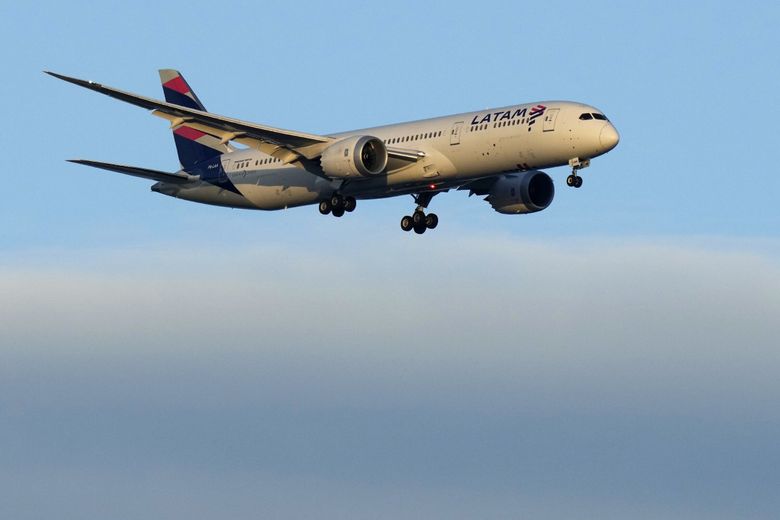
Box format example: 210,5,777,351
402,209,437,234
567,157,590,189
319,194,356,218
400,215,414,232
400,192,440,234
425,213,438,229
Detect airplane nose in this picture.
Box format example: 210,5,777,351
599,124,620,151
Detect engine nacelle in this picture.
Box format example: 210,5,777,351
320,135,388,179
486,171,555,214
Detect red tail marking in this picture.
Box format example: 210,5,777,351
163,76,191,95
174,126,207,140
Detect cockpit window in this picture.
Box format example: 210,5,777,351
592,113,608,121
579,113,593,120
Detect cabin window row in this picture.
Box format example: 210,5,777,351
383,131,442,145
254,157,281,166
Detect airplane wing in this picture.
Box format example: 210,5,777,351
67,159,198,183
46,71,422,166
458,177,495,195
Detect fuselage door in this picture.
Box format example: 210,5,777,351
450,121,464,145
543,108,559,132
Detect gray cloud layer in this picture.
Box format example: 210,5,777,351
1,235,779,519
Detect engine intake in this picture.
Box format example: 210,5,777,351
320,135,388,179
486,171,555,214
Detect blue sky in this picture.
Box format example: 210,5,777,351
1,1,779,519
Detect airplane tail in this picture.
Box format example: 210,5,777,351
159,69,229,169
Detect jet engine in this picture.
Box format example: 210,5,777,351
320,135,388,179
486,171,555,214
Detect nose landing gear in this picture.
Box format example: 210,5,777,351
567,157,590,189
566,174,583,188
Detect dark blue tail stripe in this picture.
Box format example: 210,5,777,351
163,87,205,111
162,80,221,169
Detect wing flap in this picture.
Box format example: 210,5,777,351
68,159,198,183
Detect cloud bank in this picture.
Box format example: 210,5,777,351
1,234,779,519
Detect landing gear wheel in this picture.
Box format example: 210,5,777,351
574,176,583,188
330,194,344,209
425,213,439,229
344,196,357,212
318,200,331,215
332,206,345,218
566,175,576,187
401,215,414,232
404,192,442,234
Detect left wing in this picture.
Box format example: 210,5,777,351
46,71,422,167
67,159,198,183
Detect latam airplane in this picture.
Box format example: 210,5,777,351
47,70,619,234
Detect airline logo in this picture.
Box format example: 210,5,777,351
470,105,547,127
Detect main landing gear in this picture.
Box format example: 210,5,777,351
400,192,439,234
319,194,356,218
567,157,590,189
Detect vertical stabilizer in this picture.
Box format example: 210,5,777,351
159,69,229,169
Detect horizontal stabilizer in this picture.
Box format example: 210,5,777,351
67,159,198,183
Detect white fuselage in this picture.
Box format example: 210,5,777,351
156,101,619,210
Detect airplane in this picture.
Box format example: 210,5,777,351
46,70,619,234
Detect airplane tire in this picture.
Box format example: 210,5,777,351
412,210,425,225
574,176,583,188
332,206,345,218
566,175,576,187
344,196,357,212
413,222,427,234
425,213,438,229
331,194,344,208
319,201,331,215
401,215,414,232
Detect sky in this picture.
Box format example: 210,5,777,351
1,0,779,518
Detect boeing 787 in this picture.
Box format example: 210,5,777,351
47,70,619,234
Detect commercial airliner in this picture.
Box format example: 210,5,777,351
47,70,619,234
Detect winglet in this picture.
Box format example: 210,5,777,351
44,71,101,90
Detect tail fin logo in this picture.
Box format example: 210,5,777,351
159,69,206,111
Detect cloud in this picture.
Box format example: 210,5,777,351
2,235,778,410
1,234,779,519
